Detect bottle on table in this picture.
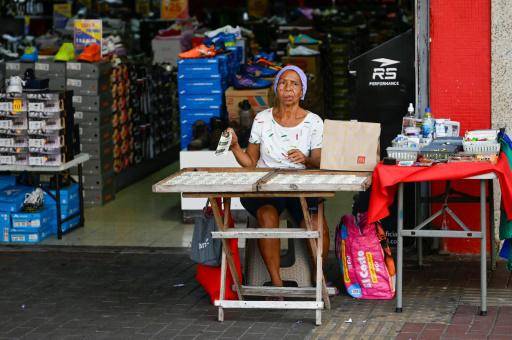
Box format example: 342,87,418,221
422,107,435,138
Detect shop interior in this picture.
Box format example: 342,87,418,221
0,0,414,248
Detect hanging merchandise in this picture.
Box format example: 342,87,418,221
74,19,103,55
161,0,189,20
53,3,72,30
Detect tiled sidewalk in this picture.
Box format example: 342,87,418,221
0,248,510,339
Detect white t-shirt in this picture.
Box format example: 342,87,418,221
249,108,323,169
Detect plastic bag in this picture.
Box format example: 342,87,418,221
335,212,396,299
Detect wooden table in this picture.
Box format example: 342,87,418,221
153,167,372,325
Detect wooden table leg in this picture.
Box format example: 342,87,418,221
299,197,330,311
210,197,243,301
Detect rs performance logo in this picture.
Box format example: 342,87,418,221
369,58,400,87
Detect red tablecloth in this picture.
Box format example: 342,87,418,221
368,154,512,224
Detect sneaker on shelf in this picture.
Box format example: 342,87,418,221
204,32,236,50
289,33,319,45
6,76,25,96
54,42,75,62
241,63,278,78
35,32,61,55
288,45,320,56
205,25,241,39
254,58,282,71
77,43,102,62
253,51,276,62
0,46,18,60
178,44,216,59
22,188,44,212
232,73,272,90
20,46,38,62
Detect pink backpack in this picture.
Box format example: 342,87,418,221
335,212,396,299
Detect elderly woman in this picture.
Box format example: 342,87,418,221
227,65,328,288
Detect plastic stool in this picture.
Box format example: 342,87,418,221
244,211,313,287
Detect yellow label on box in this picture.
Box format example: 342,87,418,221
12,99,23,113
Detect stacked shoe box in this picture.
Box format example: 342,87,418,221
34,59,66,91
5,61,35,78
0,94,30,165
110,61,133,173
149,64,179,157
177,55,229,150
26,91,75,166
67,61,115,207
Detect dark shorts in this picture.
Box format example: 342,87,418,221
240,197,320,225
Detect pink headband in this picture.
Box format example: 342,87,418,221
273,65,308,100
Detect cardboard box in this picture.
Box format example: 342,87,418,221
180,108,223,126
79,125,113,144
74,110,111,128
80,140,113,162
66,62,111,79
66,77,110,96
11,207,53,233
82,171,115,190
71,157,113,175
10,228,52,243
179,94,223,110
43,183,79,206
72,94,112,112
177,56,228,78
83,185,115,207
225,86,274,122
5,61,35,77
0,212,10,243
178,78,227,95
34,60,66,78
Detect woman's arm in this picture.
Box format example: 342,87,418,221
227,127,260,168
231,143,260,168
305,148,321,168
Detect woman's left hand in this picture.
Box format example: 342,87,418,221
287,149,307,164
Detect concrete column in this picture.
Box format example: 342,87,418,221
491,0,512,235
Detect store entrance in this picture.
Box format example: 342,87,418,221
0,0,414,248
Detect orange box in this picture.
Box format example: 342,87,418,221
225,86,274,122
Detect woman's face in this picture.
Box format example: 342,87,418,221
276,70,303,105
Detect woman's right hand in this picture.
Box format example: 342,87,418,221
226,128,239,149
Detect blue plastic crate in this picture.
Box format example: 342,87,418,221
11,207,54,233
179,94,224,110
0,186,34,213
178,78,227,95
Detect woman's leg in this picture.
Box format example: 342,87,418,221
256,205,283,287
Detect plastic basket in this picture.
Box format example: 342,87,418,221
463,141,501,155
386,147,419,161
